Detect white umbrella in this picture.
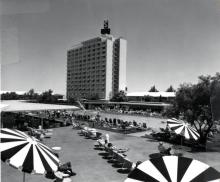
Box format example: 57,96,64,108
0,128,60,181
167,118,200,140
125,156,220,182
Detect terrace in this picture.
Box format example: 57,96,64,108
2,125,220,182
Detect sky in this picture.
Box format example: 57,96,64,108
1,0,220,95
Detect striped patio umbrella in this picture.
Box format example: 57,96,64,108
0,128,60,181
125,156,220,182
167,118,200,140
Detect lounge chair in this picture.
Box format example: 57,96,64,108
105,148,114,159
118,158,133,173
95,139,105,150
108,150,119,163
72,122,80,129
142,123,147,129
115,153,126,167
58,162,76,176
93,132,102,140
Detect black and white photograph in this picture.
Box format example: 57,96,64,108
1,0,220,181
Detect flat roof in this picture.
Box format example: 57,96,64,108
127,91,176,97
84,101,171,107
1,100,79,112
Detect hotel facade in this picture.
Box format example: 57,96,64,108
66,21,127,100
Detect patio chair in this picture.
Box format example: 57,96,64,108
115,153,126,167
108,150,119,163
133,121,137,127
95,139,105,150
72,122,80,129
106,148,114,159
118,158,133,173
58,162,76,176
43,131,53,138
142,123,147,129
117,148,129,154
88,131,101,140
113,119,117,126
109,119,113,126
27,127,35,136
95,132,102,139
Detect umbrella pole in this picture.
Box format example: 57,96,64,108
41,118,43,129
23,172,25,182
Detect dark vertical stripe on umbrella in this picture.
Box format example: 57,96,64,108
190,128,200,138
190,167,220,182
38,142,54,154
0,130,24,139
0,138,25,143
168,121,181,125
187,128,195,140
170,125,183,131
37,144,59,166
128,168,160,182
22,145,34,173
180,127,186,137
1,142,29,162
177,157,192,182
150,157,171,182
15,130,29,138
36,147,53,173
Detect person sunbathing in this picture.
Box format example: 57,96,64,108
58,162,76,176
107,143,129,155
107,143,117,150
97,137,105,147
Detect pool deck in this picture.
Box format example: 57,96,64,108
1,126,220,182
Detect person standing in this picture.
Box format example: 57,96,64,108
105,133,109,144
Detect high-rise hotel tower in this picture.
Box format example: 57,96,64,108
67,21,127,100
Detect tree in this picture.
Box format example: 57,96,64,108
148,85,159,92
143,95,152,102
37,89,58,103
166,85,176,92
166,73,220,145
24,89,38,100
1,92,19,100
210,73,220,121
110,90,127,102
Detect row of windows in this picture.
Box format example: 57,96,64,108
68,45,106,55
70,74,106,78
68,52,106,59
68,92,105,98
68,88,105,92
68,71,103,75
70,69,105,73
69,64,106,69
68,61,106,68
67,72,106,77
68,72,105,77
68,55,106,61
69,63,106,68
68,78,106,83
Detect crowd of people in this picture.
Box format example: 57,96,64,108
72,113,148,133
93,107,163,118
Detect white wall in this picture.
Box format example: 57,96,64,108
118,38,127,91
105,39,113,100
